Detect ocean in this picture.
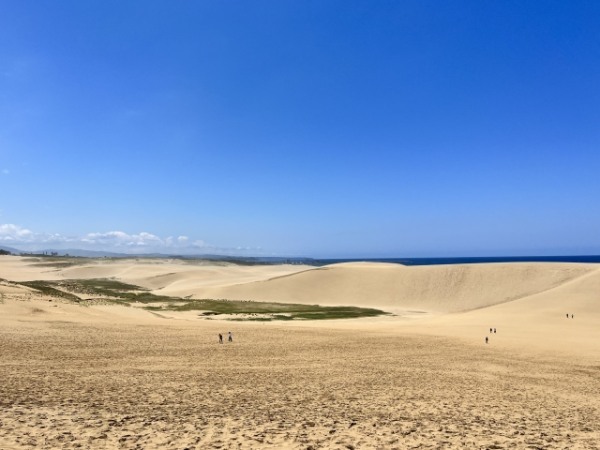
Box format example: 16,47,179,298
313,255,600,266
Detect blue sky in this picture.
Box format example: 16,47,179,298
1,1,599,257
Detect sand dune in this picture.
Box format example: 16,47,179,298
2,255,598,315
2,255,600,448
181,261,597,313
408,265,600,358
1,256,313,290
2,255,599,357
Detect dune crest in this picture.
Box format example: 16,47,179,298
184,262,597,313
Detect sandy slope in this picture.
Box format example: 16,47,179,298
2,255,599,358
186,261,596,313
2,317,599,450
1,256,600,449
4,256,594,312
0,256,312,287
407,265,600,359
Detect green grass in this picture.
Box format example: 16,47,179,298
63,278,146,295
18,280,82,302
22,257,90,268
167,299,386,320
10,278,388,321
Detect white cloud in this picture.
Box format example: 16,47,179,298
1,169,9,175
0,223,262,256
0,224,70,245
165,235,190,247
0,224,34,241
82,231,164,247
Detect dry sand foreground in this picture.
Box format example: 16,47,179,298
1,256,599,449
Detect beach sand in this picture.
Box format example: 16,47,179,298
1,255,599,449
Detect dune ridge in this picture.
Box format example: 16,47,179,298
177,262,597,313
2,256,597,315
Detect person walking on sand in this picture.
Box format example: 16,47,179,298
494,328,496,334
228,331,233,343
485,336,489,344
218,333,223,344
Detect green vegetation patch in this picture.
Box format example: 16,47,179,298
167,299,386,320
18,280,82,302
10,278,388,321
22,257,90,268
56,279,176,306
62,278,144,295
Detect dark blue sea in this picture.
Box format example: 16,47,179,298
312,255,600,266
177,254,600,266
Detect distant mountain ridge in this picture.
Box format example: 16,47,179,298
0,245,21,254
1,247,126,258
0,245,316,265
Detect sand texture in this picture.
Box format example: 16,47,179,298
1,255,599,449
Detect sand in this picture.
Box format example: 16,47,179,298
1,255,599,449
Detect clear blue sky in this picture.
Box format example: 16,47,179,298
1,1,599,257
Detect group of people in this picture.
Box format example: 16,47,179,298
485,327,497,344
484,312,578,344
218,331,233,344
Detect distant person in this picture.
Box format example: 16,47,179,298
490,328,493,333
571,314,574,319
494,328,496,334
218,333,223,344
228,331,233,342
485,336,488,344
566,313,569,318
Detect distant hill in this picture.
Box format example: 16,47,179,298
0,245,21,254
32,248,129,258
0,246,317,265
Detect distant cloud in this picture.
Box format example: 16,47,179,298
0,224,35,241
0,223,259,255
1,169,9,175
82,231,163,247
0,224,70,245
